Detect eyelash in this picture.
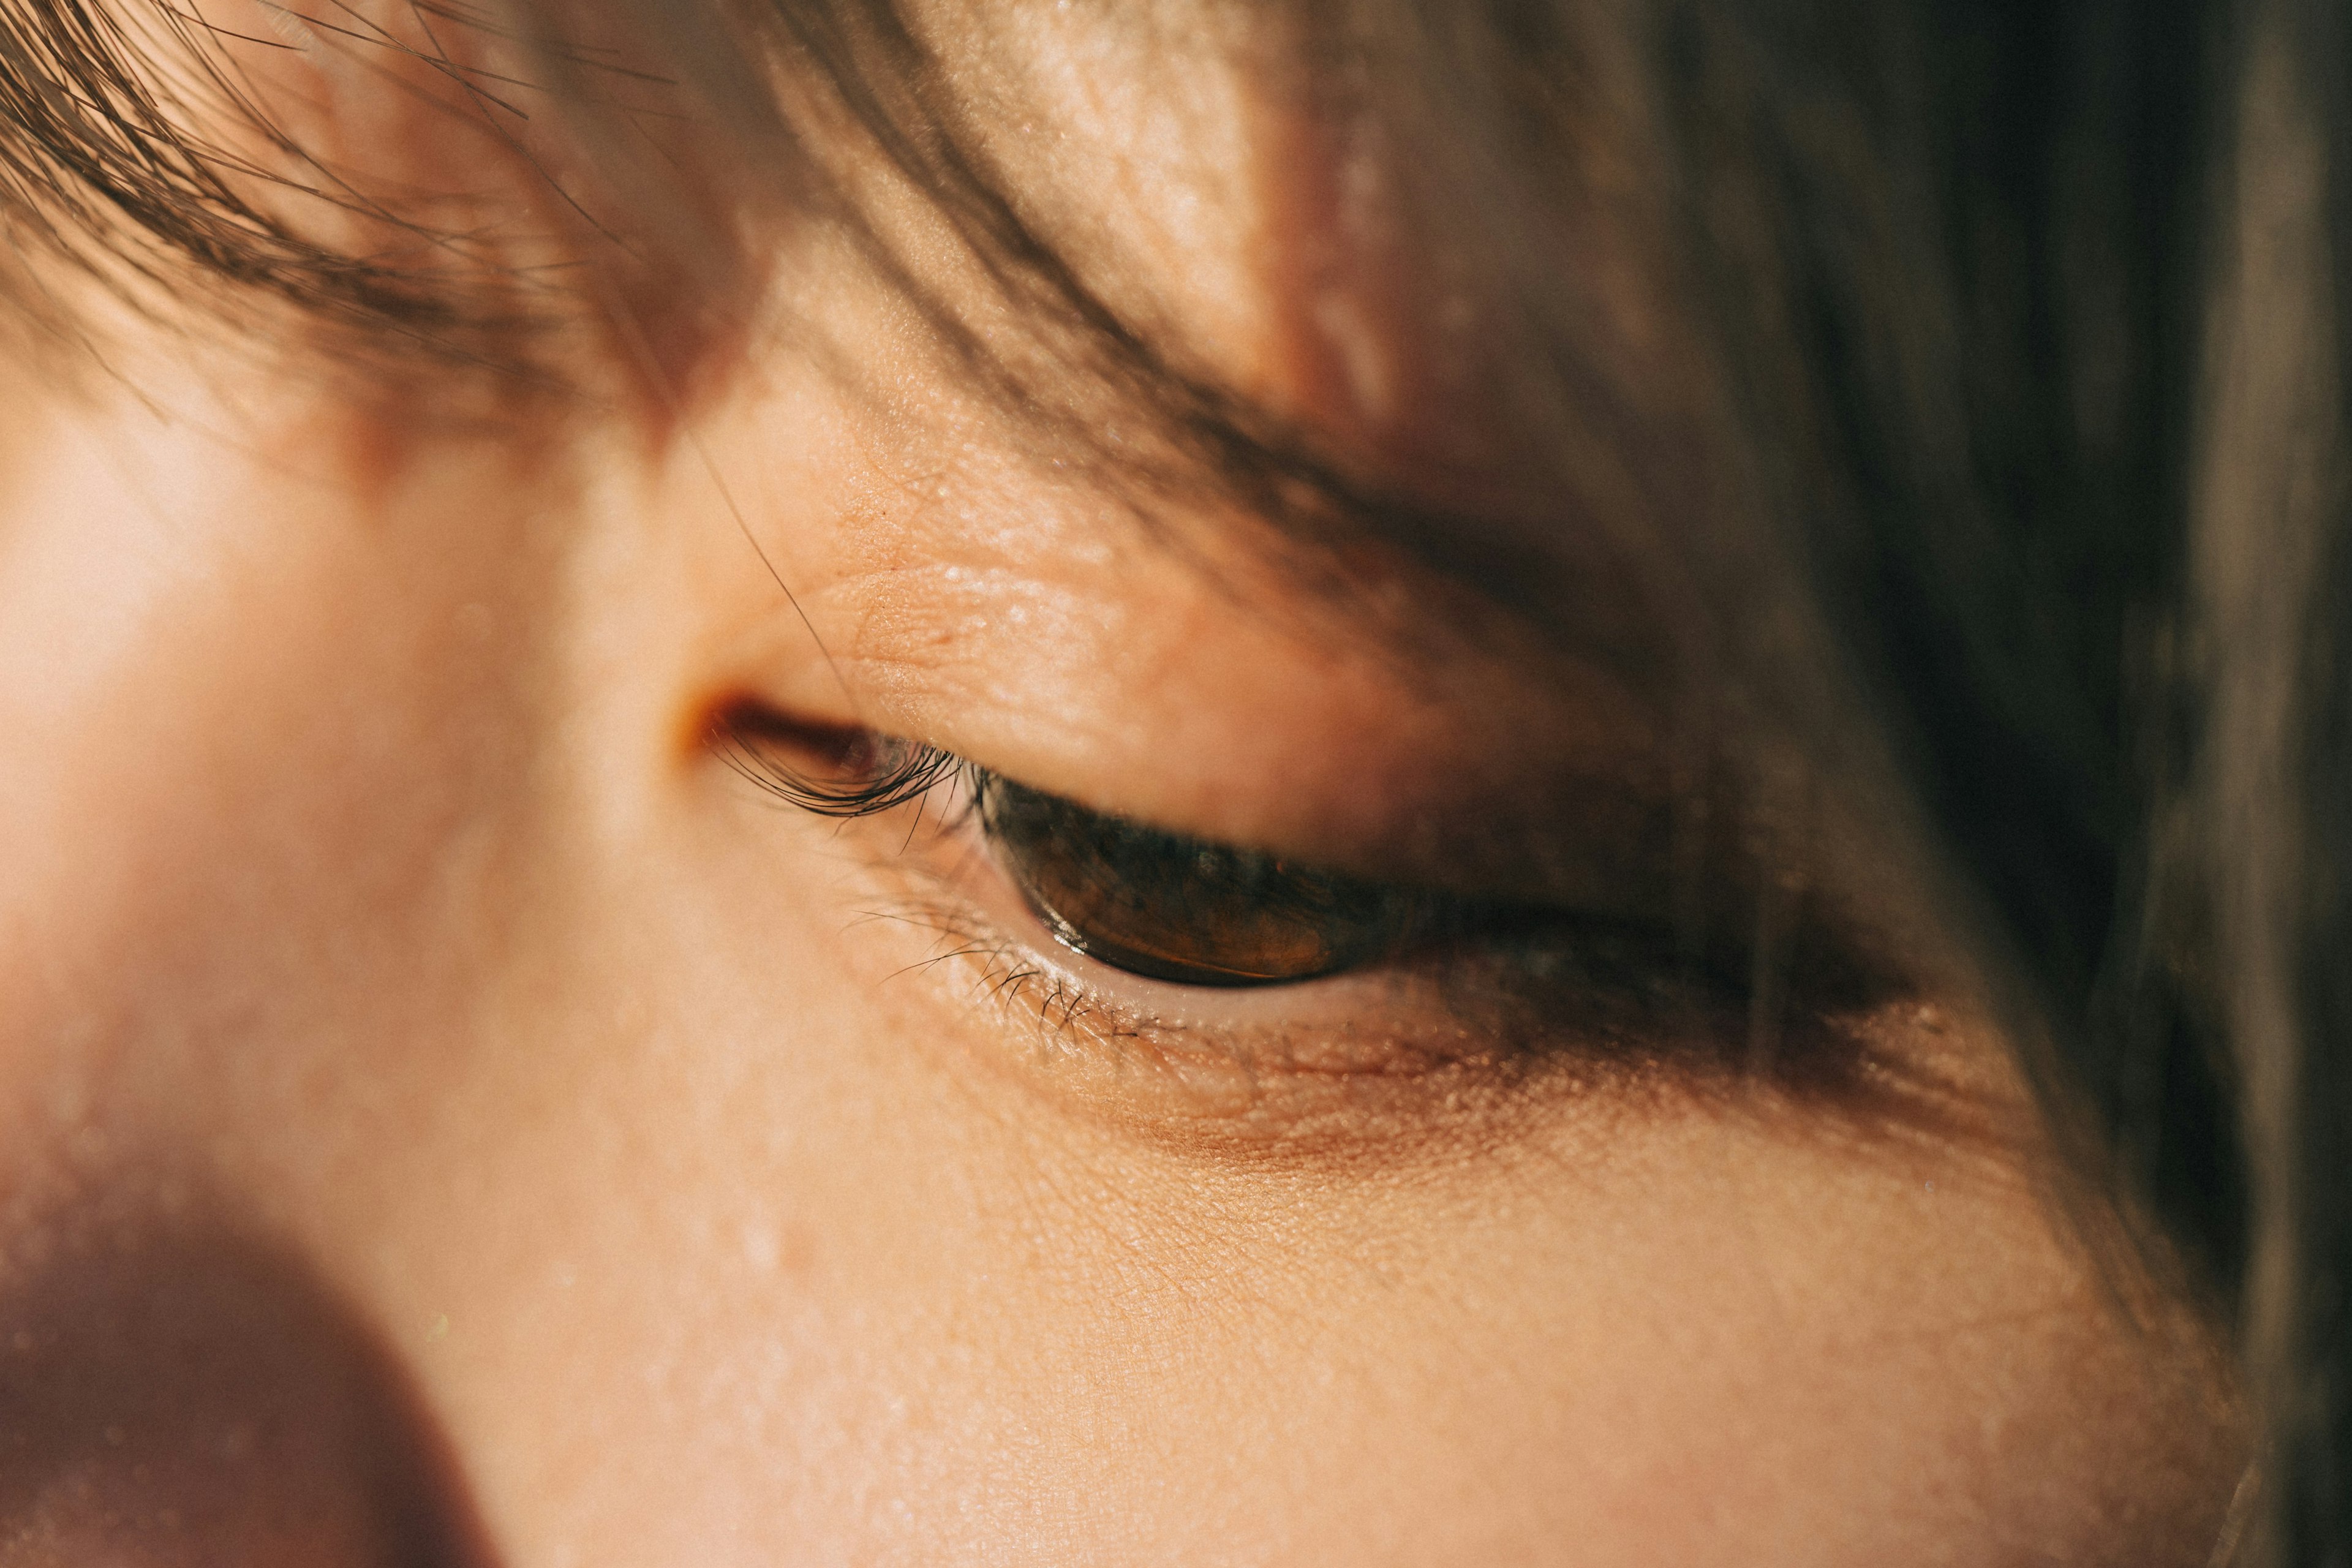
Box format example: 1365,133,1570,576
707,718,1082,998
716,717,1444,982
709,717,1425,1044
850,884,1140,1048
713,722,975,821
703,709,1932,1158
734,719,1552,987
706,710,1854,1096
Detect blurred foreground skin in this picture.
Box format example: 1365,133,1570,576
0,4,2249,1565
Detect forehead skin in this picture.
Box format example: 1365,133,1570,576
0,1,2244,1564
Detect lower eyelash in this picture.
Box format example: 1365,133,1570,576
715,719,1109,1025
840,794,1327,1067
838,766,1561,1046
835,785,1822,1121
851,883,1162,1057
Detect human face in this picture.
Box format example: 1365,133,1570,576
0,2,2244,1562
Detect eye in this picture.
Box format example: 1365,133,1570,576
716,714,1907,1112
709,712,1530,993
971,771,1436,988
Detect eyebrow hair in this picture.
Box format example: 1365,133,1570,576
989,346,1663,653
756,4,1753,710
763,86,1681,679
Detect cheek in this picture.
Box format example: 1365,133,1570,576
738,1102,2239,1566
1278,1134,2240,1566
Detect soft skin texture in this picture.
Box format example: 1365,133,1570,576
0,3,2244,1564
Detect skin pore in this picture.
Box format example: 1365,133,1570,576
0,0,2247,1562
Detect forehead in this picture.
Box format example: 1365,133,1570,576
748,0,1722,672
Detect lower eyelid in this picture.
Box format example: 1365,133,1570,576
863,862,1698,1165
720,727,1906,1150
831,757,1896,1128
835,796,1950,1167
896,797,1655,1084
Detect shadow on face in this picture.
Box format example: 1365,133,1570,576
0,1199,495,1568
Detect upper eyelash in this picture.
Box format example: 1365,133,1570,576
704,717,1243,1042
712,717,973,819
711,714,1637,995
714,716,1480,982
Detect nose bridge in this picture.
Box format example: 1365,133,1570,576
0,390,562,1001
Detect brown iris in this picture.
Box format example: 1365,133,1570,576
975,774,1428,987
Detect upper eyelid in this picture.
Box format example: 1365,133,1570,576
709,712,1207,863
710,718,1673,985
714,714,1443,914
